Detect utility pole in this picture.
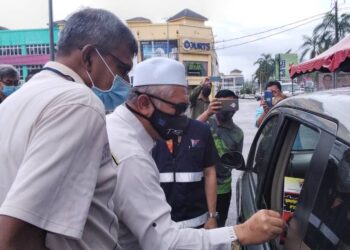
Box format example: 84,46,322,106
166,20,169,58
335,0,339,43
48,0,55,61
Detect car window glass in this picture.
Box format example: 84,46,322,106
280,124,320,246
304,141,350,249
253,116,279,174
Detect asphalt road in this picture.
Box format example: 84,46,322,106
226,98,260,226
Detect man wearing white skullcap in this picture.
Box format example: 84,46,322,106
106,57,284,250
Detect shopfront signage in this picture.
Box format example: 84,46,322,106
182,39,211,52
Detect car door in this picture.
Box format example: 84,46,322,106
239,114,283,250
288,139,350,250
239,107,338,250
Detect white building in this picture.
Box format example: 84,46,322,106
216,69,245,94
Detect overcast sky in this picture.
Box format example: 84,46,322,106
2,0,349,80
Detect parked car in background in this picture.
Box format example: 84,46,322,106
280,82,305,96
231,87,350,250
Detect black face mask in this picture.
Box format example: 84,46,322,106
201,86,211,97
125,103,189,141
216,111,235,123
149,106,189,140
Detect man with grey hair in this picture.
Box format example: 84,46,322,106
0,8,137,250
0,64,20,102
107,57,284,250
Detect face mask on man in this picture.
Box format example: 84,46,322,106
202,86,211,97
125,94,189,141
216,110,235,123
87,48,130,113
148,105,189,140
2,85,19,97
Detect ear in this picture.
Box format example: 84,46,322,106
137,95,154,117
81,44,96,72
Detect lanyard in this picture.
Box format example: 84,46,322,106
41,67,75,82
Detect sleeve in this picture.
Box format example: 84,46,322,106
114,155,233,250
189,85,203,106
0,104,106,239
203,127,220,168
255,106,263,120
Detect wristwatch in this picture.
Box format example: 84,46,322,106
208,211,219,219
231,227,240,250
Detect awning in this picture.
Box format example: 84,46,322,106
290,35,350,78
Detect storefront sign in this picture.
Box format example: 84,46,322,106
182,39,211,53
184,61,208,76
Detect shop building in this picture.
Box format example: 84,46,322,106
0,24,61,81
127,8,219,86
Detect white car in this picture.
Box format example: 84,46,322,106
280,82,305,96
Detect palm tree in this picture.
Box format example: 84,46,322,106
299,11,350,61
299,33,323,61
253,53,275,89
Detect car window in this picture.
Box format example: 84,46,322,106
272,123,320,246
253,115,279,174
303,141,350,249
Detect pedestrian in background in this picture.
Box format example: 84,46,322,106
0,8,137,250
255,81,286,127
0,64,20,103
197,89,244,227
107,57,284,250
187,77,212,119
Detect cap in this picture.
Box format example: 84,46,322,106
133,57,187,87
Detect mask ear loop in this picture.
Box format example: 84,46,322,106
86,71,95,87
94,48,115,77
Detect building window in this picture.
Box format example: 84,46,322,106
183,61,208,77
26,44,51,55
0,45,22,56
14,65,24,81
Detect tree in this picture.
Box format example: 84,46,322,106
299,11,350,61
253,53,275,89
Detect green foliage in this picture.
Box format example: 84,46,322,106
253,53,275,88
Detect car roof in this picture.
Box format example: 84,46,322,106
276,87,350,144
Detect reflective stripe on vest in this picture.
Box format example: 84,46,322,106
159,172,204,183
176,212,208,228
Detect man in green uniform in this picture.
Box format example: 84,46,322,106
197,89,243,226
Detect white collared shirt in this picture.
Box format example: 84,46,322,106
107,105,236,250
0,61,120,250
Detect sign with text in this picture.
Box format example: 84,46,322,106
180,39,212,54
184,61,208,76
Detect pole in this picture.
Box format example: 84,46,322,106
48,0,55,61
166,20,169,58
335,0,339,43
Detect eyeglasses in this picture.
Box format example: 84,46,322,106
135,91,189,115
107,52,132,77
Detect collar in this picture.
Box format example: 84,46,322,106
43,61,85,84
116,104,155,153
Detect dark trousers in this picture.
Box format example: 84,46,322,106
217,191,232,227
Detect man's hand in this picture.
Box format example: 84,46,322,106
204,218,218,229
260,99,270,114
206,98,222,116
197,99,222,122
234,210,284,245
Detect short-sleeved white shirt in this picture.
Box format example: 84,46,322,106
0,62,120,250
107,105,236,250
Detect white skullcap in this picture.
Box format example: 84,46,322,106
133,57,187,87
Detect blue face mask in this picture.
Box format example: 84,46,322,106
88,48,130,113
2,85,19,96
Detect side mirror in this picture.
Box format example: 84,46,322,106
221,151,246,171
